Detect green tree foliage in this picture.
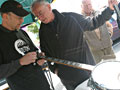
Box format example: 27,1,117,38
27,20,41,40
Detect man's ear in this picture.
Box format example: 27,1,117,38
2,13,8,20
47,4,51,10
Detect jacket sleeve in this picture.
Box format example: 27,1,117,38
0,50,22,79
69,7,114,31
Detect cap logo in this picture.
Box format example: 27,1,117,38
17,4,22,8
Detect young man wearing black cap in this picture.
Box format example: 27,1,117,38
0,1,51,90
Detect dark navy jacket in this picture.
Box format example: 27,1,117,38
40,8,113,85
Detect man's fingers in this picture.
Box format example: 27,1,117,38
39,52,45,56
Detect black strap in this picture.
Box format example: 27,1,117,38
15,30,38,51
16,30,30,45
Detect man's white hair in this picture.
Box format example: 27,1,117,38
82,0,91,4
31,0,49,9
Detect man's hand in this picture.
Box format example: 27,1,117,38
108,0,118,10
37,59,46,66
19,52,37,65
106,21,113,37
37,52,46,66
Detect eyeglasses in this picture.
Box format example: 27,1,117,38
35,5,47,18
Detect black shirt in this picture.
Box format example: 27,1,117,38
0,25,50,90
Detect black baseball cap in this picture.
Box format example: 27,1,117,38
0,0,29,17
